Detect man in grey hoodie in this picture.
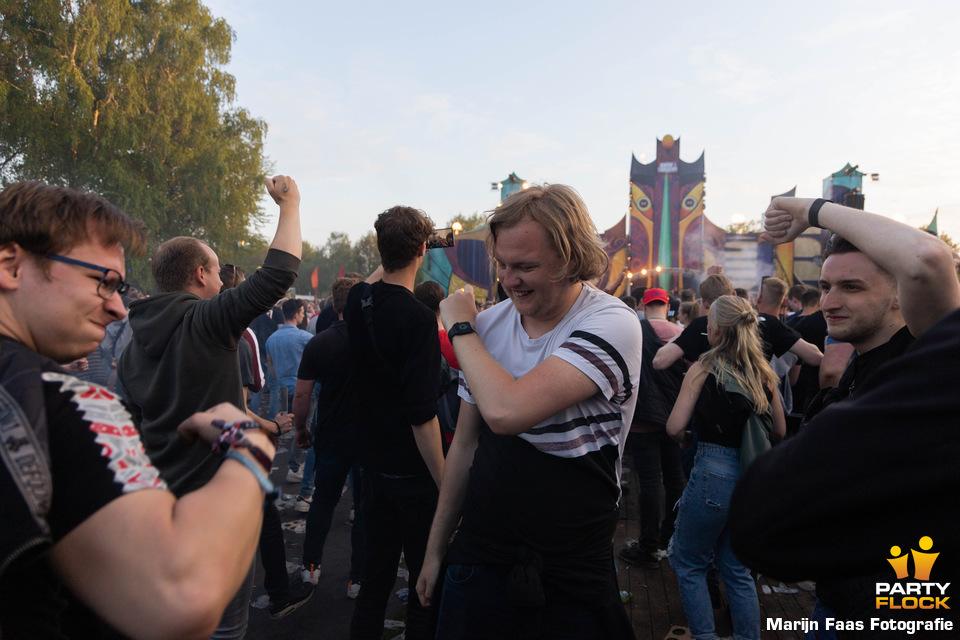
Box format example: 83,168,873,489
118,175,303,637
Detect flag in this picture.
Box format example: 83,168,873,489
310,266,318,290
338,266,344,278
927,209,938,235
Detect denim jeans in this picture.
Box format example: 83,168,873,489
302,438,364,581
670,443,760,640
210,561,254,639
349,471,438,640
628,430,687,553
436,564,609,640
248,370,281,419
297,385,320,496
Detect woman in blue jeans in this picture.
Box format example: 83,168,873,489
666,295,786,640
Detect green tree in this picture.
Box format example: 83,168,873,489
0,0,269,284
446,211,488,233
353,231,380,278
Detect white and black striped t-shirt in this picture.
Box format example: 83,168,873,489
461,284,643,462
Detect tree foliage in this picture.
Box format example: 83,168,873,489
285,231,381,298
446,211,488,233
0,0,270,284
724,218,763,235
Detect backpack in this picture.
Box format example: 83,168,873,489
634,319,685,427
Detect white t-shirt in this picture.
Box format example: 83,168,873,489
460,284,643,461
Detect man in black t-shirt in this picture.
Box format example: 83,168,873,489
292,276,365,596
653,274,823,370
787,287,828,415
342,207,444,640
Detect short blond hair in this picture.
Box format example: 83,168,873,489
486,184,608,283
699,274,734,305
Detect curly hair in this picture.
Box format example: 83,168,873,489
695,295,778,414
485,184,608,283
375,206,435,272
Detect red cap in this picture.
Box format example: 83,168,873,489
643,288,669,305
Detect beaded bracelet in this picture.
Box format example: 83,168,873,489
224,451,279,505
238,420,279,447
211,421,273,474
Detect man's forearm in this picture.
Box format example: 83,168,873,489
412,416,444,488
423,425,476,560
265,176,302,258
653,342,683,370
790,339,823,367
292,379,315,432
50,434,273,639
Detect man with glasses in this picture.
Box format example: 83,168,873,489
0,181,283,637
117,175,306,636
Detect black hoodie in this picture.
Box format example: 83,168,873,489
118,249,299,495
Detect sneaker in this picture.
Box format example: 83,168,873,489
619,545,660,570
300,563,320,586
347,580,361,599
269,577,313,620
286,468,303,483
294,495,312,513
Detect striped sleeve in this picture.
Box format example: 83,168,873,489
553,306,642,406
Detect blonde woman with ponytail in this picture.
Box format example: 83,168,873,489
666,295,786,640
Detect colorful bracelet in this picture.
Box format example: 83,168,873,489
808,198,828,229
224,451,279,505
211,421,274,474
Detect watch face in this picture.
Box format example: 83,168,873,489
450,322,474,338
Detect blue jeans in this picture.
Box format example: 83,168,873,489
297,385,321,497
349,472,438,640
247,370,281,418
436,564,609,640
210,562,253,639
302,438,364,581
670,443,760,640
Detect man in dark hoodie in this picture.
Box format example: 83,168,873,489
117,175,302,638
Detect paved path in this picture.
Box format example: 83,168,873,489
245,440,815,639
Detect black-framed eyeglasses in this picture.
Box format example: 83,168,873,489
44,254,129,300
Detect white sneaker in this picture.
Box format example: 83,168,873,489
294,495,312,513
347,580,361,599
286,468,303,483
300,563,320,586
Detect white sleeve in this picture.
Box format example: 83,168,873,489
552,303,643,406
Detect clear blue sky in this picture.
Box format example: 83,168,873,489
202,0,960,247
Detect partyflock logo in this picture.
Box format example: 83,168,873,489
876,536,949,610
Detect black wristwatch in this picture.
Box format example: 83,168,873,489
447,321,476,341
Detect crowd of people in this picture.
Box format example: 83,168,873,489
1,176,958,640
